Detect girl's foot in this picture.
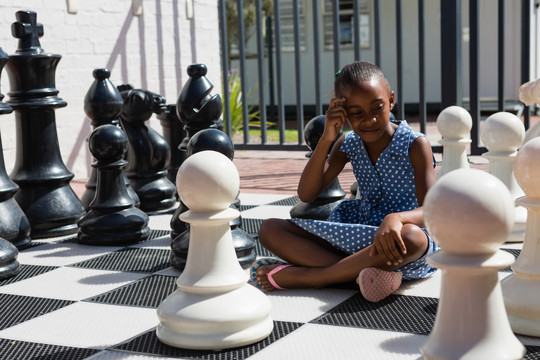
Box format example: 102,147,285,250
249,258,294,291
255,263,293,291
357,267,402,302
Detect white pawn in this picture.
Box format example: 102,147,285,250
481,112,526,242
502,137,540,336
437,106,472,178
156,150,273,349
421,168,525,360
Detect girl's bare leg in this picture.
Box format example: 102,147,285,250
256,220,428,290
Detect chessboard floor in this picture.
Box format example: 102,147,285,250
1,192,540,360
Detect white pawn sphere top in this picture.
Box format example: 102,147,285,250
424,168,515,255
177,150,239,212
514,137,540,198
436,105,472,139
481,112,525,153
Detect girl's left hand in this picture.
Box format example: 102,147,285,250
370,213,407,266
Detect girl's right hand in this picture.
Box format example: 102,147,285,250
323,97,347,142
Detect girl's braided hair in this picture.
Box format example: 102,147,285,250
334,61,392,98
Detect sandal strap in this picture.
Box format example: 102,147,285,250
267,264,293,290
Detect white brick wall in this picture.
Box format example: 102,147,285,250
0,0,222,180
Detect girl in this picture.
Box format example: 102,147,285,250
250,61,439,302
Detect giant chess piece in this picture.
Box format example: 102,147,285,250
0,47,30,250
78,125,149,245
0,47,22,279
157,104,186,187
156,150,273,349
436,105,472,178
481,112,526,243
290,115,345,219
81,68,139,209
170,64,222,238
502,137,540,336
421,168,525,359
5,10,84,238
118,85,176,213
170,128,256,270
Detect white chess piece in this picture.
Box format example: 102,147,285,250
523,121,540,144
519,78,540,144
421,168,525,360
436,106,472,178
156,150,273,349
502,137,540,336
481,112,526,242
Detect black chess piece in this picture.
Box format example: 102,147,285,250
290,115,346,220
5,10,84,239
170,128,256,270
118,85,176,213
157,104,186,187
0,47,31,251
78,125,150,245
170,64,222,239
0,47,22,279
81,68,139,209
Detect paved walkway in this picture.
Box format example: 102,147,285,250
71,150,489,198
232,149,488,196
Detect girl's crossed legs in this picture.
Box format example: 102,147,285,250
256,218,429,291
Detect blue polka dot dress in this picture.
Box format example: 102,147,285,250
290,121,439,280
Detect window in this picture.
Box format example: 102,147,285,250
279,0,306,52
323,0,370,50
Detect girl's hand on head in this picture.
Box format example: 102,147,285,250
323,97,347,142
370,213,407,266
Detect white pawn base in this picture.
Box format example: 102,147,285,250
437,138,470,178
506,205,527,243
421,250,525,360
502,275,540,336
502,198,540,335
157,284,273,350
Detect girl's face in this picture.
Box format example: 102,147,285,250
341,78,395,144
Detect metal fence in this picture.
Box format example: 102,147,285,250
218,0,534,155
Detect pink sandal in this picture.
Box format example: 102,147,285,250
357,267,402,302
266,264,293,290
249,258,292,290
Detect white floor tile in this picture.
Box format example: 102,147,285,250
17,243,123,266
0,302,158,349
238,193,294,206
88,350,187,360
396,271,441,298
241,205,292,219
267,288,356,323
147,214,174,230
0,267,147,301
250,323,428,360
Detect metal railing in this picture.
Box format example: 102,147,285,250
219,0,534,154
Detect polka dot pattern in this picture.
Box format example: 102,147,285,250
290,121,439,280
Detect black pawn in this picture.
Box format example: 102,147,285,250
5,10,84,238
170,64,222,239
170,128,256,270
81,68,140,209
157,104,186,187
290,115,346,220
78,125,150,245
118,85,176,213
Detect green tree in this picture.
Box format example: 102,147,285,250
225,0,273,65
